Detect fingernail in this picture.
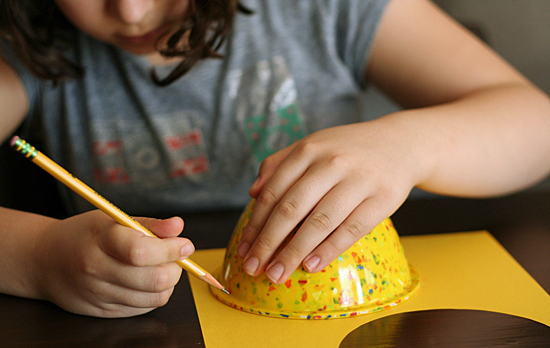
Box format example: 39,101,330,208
266,262,284,283
304,256,320,272
181,244,194,257
237,241,250,258
243,256,259,275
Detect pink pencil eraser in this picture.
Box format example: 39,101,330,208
10,135,19,147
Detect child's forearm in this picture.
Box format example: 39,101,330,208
392,82,550,197
0,207,58,299
0,58,29,144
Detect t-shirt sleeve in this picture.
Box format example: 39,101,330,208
334,0,390,88
0,39,40,119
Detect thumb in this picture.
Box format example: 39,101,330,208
134,216,184,238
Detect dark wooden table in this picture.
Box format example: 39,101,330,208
1,191,549,347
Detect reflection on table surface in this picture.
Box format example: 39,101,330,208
340,309,550,347
1,191,549,347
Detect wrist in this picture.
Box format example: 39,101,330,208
28,217,61,301
368,112,435,189
0,208,59,300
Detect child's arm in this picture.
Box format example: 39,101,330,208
0,57,28,142
1,57,196,318
0,207,194,317
238,0,550,284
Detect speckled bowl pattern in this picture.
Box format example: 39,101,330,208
210,200,419,319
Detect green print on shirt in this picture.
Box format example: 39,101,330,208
244,103,305,163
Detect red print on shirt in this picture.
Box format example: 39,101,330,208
92,140,122,156
92,141,130,184
165,130,209,178
91,123,209,186
165,131,202,150
169,156,208,178
93,167,130,184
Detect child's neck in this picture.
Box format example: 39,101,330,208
146,52,183,67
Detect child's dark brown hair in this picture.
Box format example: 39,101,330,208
0,0,251,86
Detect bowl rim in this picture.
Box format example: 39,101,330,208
209,265,420,320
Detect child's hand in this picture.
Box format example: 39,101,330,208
238,117,423,284
34,210,194,317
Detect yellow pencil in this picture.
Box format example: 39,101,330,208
11,136,228,294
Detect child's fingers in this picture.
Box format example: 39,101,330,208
241,160,346,278
262,181,366,284
239,142,316,262
101,261,183,293
99,226,195,267
303,193,405,274
249,145,296,197
112,286,176,309
92,284,176,316
134,216,184,238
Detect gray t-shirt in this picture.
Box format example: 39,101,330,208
4,0,389,215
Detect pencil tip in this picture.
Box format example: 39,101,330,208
222,289,230,295
203,273,228,292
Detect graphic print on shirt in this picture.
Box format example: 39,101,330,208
230,56,307,164
90,111,209,190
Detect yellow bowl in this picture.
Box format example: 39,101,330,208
211,199,419,319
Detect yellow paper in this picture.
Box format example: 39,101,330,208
188,231,550,347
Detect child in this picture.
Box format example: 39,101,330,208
1,0,550,317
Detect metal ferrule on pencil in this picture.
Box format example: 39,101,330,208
11,137,38,159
